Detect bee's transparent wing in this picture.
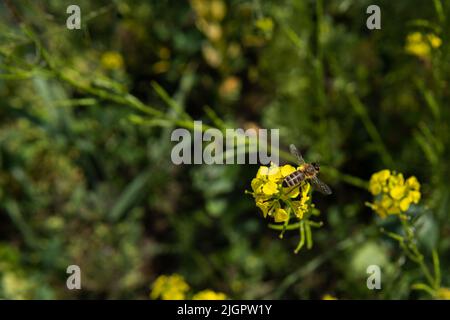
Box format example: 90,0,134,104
289,144,305,164
310,176,332,195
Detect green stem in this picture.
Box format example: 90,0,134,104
432,249,441,289
269,222,301,231
400,219,437,290
346,90,394,168
294,221,306,254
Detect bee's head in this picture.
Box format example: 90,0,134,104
311,162,320,172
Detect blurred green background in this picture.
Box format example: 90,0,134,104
0,0,449,299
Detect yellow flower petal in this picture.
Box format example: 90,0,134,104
284,187,300,198
262,181,278,195
256,166,269,178
390,185,407,200
251,178,263,192
369,182,382,195
274,208,289,222
436,288,450,300
408,190,421,203
291,200,308,219
280,164,296,177
406,176,420,190
151,274,190,300
101,51,124,70
428,34,442,48
192,289,227,300
405,32,441,59
399,198,411,212
301,182,311,196
267,165,282,182
256,200,270,218
376,169,391,182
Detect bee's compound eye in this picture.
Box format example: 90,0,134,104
312,162,320,171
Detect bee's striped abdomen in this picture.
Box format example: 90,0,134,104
282,170,305,188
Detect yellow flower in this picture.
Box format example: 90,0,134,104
247,161,324,253
1,272,32,299
369,182,382,196
152,61,170,74
322,294,337,300
379,194,391,208
369,169,390,195
256,200,270,218
151,274,190,300
436,288,450,300
291,201,307,219
251,177,264,193
255,17,274,33
406,176,420,190
390,185,407,200
374,169,391,182
256,166,269,178
248,163,312,223
388,173,404,189
267,163,283,182
284,186,300,198
281,164,296,177
210,0,226,21
274,208,289,223
101,51,124,70
408,190,421,203
366,169,421,219
219,76,241,99
399,198,411,212
405,32,442,59
192,289,227,300
262,181,279,196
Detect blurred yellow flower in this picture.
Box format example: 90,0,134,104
192,289,227,300
100,51,124,70
405,32,442,59
158,47,171,60
366,169,421,218
436,287,450,300
219,76,241,100
2,272,31,299
210,0,226,21
152,61,170,74
191,0,226,21
322,294,337,300
150,274,190,300
202,43,222,68
255,17,274,33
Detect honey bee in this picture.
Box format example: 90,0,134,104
282,144,332,195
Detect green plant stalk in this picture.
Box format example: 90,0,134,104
295,221,306,254
23,25,370,193
400,219,438,291
346,90,394,168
